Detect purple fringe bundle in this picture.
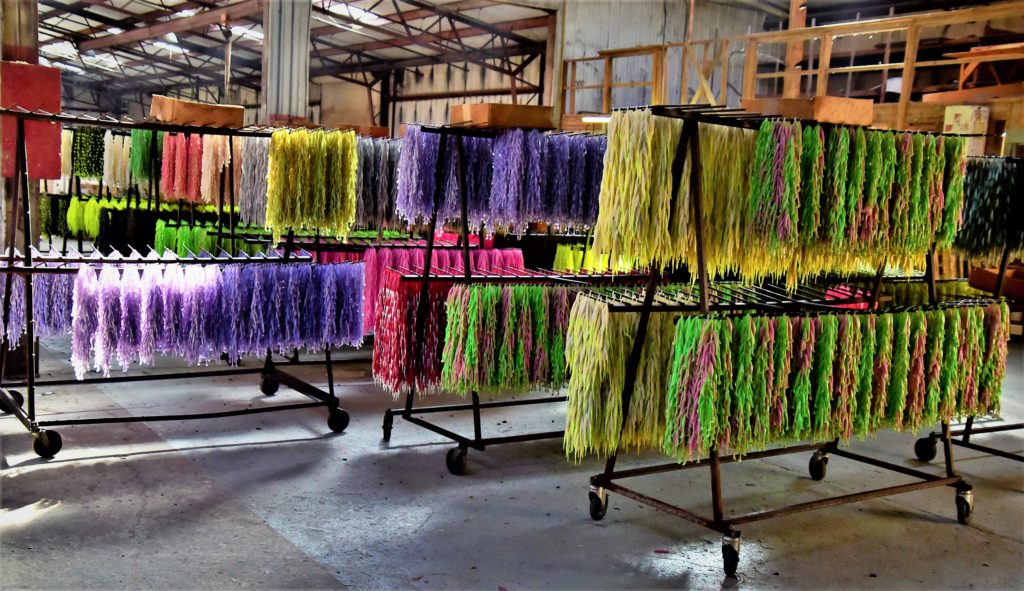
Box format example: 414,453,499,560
395,125,607,230
65,262,364,378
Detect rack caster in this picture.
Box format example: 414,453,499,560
445,447,468,475
382,410,393,440
722,534,741,576
260,376,279,396
808,451,829,481
914,436,938,462
0,389,24,413
955,487,974,525
32,430,62,458
588,486,608,521
327,408,350,433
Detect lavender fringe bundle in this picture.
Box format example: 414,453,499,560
64,262,364,378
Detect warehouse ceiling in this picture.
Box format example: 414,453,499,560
38,0,552,112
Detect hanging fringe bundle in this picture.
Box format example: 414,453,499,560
62,262,364,377
440,284,575,394
72,127,105,179
199,134,230,204
955,157,1023,261
239,136,270,226
266,129,358,239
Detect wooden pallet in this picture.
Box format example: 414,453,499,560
449,103,554,130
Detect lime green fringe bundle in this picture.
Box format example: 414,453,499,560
563,300,1010,463
266,128,358,241
441,284,575,396
153,219,265,257
563,294,681,460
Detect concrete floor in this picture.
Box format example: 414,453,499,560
1,340,1022,590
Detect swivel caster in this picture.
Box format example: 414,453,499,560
382,411,393,440
808,451,829,481
32,430,62,458
260,376,279,396
956,488,974,525
327,408,350,433
445,447,468,475
0,389,23,414
722,535,741,577
914,436,938,462
588,487,608,521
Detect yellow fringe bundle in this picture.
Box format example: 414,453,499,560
265,128,358,241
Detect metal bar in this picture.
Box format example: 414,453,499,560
709,448,725,522
727,477,962,526
0,388,33,431
688,118,711,312
951,422,1024,437
962,415,975,442
941,421,957,478
403,415,473,447
270,367,334,403
951,439,1023,461
601,443,822,481
829,448,950,481
994,244,1011,297
603,482,720,531
36,401,330,427
386,395,567,416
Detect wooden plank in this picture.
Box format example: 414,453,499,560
680,44,690,104
652,49,666,105
80,0,262,52
150,95,245,128
873,99,1022,131
945,42,1024,59
922,82,1024,103
896,25,921,129
448,103,555,129
742,39,759,100
719,39,731,105
741,96,873,126
783,0,807,99
568,61,577,115
603,56,613,113
816,32,833,96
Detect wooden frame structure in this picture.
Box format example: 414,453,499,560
561,1,1024,129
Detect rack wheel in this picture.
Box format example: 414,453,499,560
956,490,974,525
327,409,350,433
382,411,393,440
722,537,740,577
808,451,829,481
32,430,63,458
445,447,468,475
1,389,23,413
260,376,279,396
588,489,608,521
914,436,938,462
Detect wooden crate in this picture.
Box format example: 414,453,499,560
741,96,874,126
449,103,554,130
150,95,244,128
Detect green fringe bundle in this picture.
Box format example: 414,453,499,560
441,284,575,396
129,129,163,185
563,295,1011,462
153,219,265,257
266,128,358,241
72,127,106,179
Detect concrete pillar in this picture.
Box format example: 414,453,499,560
261,0,311,122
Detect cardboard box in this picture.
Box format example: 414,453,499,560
150,95,244,128
1,61,62,179
449,103,554,129
943,105,989,155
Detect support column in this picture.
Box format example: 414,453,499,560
261,0,311,123
782,0,806,99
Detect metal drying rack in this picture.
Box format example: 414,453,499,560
0,109,362,459
378,123,636,475
582,104,983,577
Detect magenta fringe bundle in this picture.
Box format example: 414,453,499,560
160,133,204,201
68,262,364,378
370,250,526,397
360,247,523,334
